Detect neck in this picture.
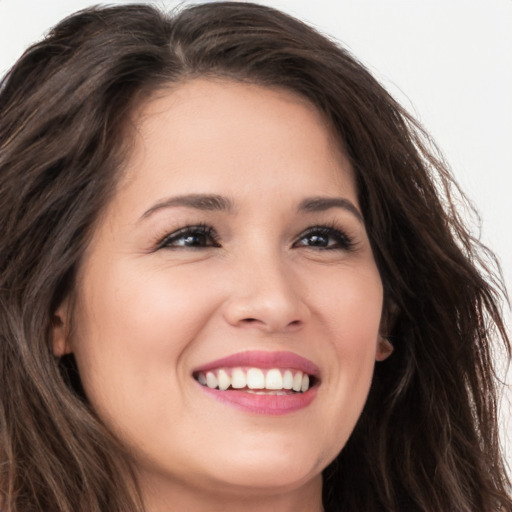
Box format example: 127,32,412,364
139,472,324,512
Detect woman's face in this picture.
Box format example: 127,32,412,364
55,79,387,505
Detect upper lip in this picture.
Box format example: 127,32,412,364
193,350,320,377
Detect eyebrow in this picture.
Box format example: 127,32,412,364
139,193,363,223
140,194,235,221
298,197,363,223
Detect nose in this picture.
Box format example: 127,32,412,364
222,253,310,334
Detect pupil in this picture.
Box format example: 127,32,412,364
185,234,203,246
308,234,327,246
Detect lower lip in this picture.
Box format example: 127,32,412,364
197,384,318,415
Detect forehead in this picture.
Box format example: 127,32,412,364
115,78,356,212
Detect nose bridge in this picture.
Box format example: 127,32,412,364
223,241,309,332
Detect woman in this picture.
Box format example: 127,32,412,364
0,2,510,511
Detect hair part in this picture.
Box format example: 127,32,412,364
0,3,510,511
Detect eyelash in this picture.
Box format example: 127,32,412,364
157,223,220,250
156,223,356,252
292,224,356,251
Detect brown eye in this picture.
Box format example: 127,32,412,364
159,225,220,249
293,226,355,251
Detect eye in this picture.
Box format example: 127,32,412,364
293,225,355,251
158,224,220,249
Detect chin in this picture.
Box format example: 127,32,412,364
200,443,326,492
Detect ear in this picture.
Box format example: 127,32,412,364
376,298,399,361
375,335,394,361
52,301,72,357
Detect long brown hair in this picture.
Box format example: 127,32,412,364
0,3,510,511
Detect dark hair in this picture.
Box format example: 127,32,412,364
0,3,510,511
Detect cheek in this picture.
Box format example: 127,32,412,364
69,258,220,419
334,267,382,377
311,264,382,448
77,257,217,344
316,261,383,348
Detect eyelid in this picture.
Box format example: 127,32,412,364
293,224,357,251
156,223,220,250
150,221,358,252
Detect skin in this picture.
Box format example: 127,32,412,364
54,79,390,512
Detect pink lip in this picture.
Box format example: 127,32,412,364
193,350,320,376
198,386,318,415
193,351,320,416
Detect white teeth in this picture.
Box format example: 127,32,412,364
217,369,231,391
247,368,265,389
283,370,293,389
206,371,218,389
231,368,246,389
301,374,309,392
197,367,313,393
292,371,303,392
265,368,283,389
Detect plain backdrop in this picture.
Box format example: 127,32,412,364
1,0,511,464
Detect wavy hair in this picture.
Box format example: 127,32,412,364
0,3,510,511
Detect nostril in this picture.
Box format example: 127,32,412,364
240,317,303,330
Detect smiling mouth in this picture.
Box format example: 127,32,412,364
193,367,315,394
